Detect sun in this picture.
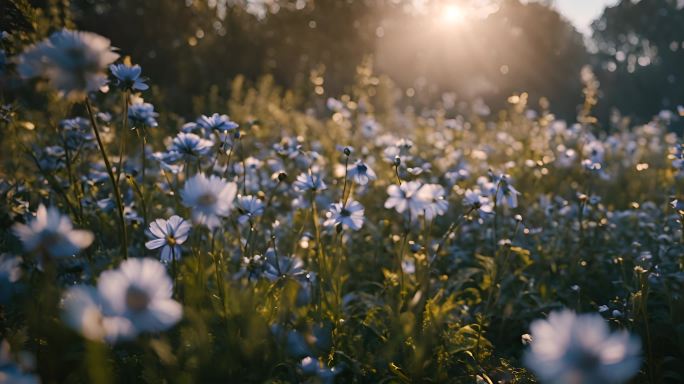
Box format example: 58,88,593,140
441,4,466,25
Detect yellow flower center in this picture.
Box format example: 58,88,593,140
198,193,217,206
126,286,150,312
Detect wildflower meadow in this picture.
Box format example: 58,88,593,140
1,1,684,383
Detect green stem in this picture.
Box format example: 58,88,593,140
641,276,655,384
341,155,350,202
311,193,328,318
333,231,344,319
433,208,473,257
224,140,236,179
245,219,255,258
116,90,129,185
195,229,205,292
61,134,83,225
474,314,486,363
85,98,128,259
397,232,408,307
24,145,79,219
397,213,411,311
211,229,227,318
139,128,148,226
239,138,248,196
126,175,148,235
492,181,501,249
171,245,178,296
85,341,113,384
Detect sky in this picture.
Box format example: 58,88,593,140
551,0,620,35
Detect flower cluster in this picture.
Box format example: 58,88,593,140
2,27,679,384
15,29,119,100
63,258,182,343
525,310,641,384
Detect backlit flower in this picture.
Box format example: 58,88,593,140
236,195,265,224
12,204,94,260
0,254,21,303
110,63,148,91
324,200,365,231
15,29,119,101
417,183,448,220
0,254,21,284
347,160,376,186
196,113,238,132
127,97,158,128
385,181,426,218
264,251,310,283
62,285,134,343
463,188,493,213
145,216,191,262
97,258,182,334
181,174,238,229
524,310,641,384
0,340,40,384
293,172,327,193
60,117,95,150
170,132,214,161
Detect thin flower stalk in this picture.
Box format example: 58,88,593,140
85,98,128,259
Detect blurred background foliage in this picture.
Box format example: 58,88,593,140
3,0,684,124
2,1,684,383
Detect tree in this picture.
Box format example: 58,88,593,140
66,0,588,118
591,0,684,123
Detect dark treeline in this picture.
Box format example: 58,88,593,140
6,0,684,123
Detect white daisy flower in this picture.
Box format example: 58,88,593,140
384,181,426,218
417,183,448,220
236,195,265,224
12,204,94,260
170,132,214,162
0,254,22,284
524,310,641,384
97,258,182,334
293,172,327,193
463,188,494,214
0,340,40,383
324,200,365,231
109,63,148,91
196,113,238,132
347,160,376,186
145,215,191,262
496,176,521,209
62,285,134,343
15,29,119,101
181,174,238,229
127,97,158,128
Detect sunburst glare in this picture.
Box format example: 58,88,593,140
440,4,466,25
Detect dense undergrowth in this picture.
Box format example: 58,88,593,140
0,17,683,384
